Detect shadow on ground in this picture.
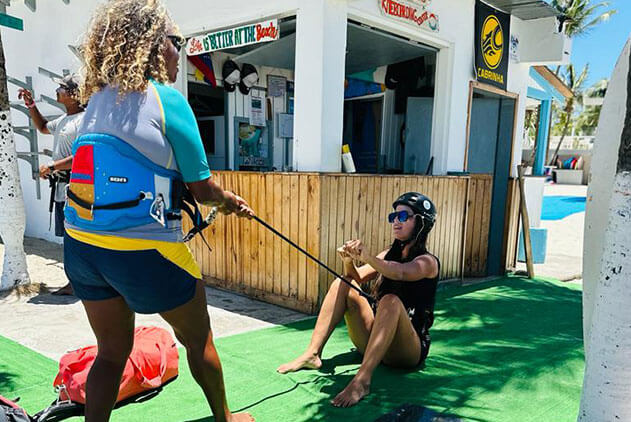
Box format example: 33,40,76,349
286,276,584,421
0,276,584,422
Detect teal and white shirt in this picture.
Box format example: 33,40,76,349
69,80,210,242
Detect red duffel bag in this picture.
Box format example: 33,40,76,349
53,326,179,404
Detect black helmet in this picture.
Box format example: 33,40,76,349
393,192,437,230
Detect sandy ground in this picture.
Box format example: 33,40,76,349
0,237,306,360
516,183,587,281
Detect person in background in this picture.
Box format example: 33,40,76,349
18,74,84,296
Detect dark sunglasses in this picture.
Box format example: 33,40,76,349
167,35,185,52
388,210,416,223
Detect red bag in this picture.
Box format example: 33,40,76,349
53,326,179,404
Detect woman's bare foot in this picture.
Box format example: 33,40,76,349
330,377,370,408
277,352,322,374
229,412,255,422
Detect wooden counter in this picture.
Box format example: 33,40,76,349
184,172,519,313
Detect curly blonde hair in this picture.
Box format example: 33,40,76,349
79,0,179,104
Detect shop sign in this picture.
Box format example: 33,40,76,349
379,0,439,32
475,1,510,90
186,19,279,56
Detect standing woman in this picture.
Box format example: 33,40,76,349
64,1,254,421
278,192,439,408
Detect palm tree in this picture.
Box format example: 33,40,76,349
578,38,631,421
551,0,617,77
552,0,617,37
548,64,589,165
576,79,608,135
0,30,30,290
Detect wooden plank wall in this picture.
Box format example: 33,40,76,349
183,171,322,314
317,175,469,294
185,172,499,314
463,174,494,276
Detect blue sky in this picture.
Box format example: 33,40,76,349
570,0,631,87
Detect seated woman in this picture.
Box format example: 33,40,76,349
277,192,440,408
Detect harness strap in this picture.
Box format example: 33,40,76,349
48,176,56,231
175,181,212,250
67,179,211,249
67,189,146,211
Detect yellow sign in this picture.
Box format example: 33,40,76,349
481,15,503,70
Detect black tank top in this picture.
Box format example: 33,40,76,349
375,246,440,338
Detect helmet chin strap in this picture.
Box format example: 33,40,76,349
401,216,425,246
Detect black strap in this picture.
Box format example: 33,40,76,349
176,183,212,250
48,176,56,231
67,189,146,211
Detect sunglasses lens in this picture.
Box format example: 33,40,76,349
388,211,411,223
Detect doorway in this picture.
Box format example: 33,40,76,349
466,83,518,276
343,96,383,173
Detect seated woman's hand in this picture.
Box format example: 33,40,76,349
337,245,353,263
343,240,368,262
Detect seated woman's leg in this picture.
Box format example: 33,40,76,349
277,278,374,373
331,294,421,408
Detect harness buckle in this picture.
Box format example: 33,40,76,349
54,384,73,406
149,194,167,227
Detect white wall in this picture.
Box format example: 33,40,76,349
292,0,348,172
2,1,94,243
518,17,571,65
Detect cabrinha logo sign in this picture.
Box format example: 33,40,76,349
379,0,439,32
474,0,510,90
481,15,503,70
186,19,280,56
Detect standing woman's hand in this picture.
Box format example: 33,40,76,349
233,194,255,219
218,191,254,219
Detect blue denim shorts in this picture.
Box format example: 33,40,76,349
63,232,197,314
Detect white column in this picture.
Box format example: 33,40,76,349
432,44,455,174
582,39,630,352
578,37,631,421
0,110,30,290
292,0,347,172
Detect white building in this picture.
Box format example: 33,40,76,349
3,0,569,251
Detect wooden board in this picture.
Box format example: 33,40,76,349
463,175,494,276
